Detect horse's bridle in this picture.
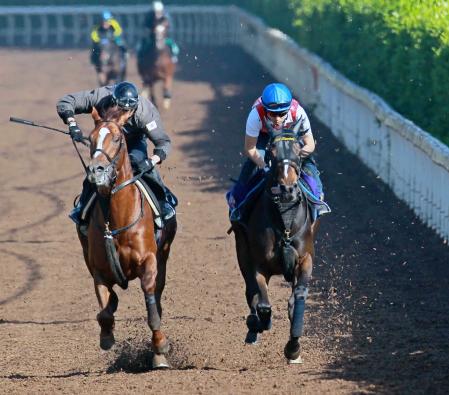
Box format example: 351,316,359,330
89,120,125,186
90,120,145,237
266,132,309,250
267,133,303,199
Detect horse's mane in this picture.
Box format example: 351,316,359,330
103,105,129,124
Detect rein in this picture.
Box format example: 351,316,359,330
267,132,308,246
92,120,146,237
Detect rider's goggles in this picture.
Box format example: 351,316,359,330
267,109,289,118
114,96,138,110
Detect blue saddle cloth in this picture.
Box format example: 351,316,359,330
226,171,331,221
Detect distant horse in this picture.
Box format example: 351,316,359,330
95,34,126,86
232,130,317,364
77,106,176,368
137,23,176,109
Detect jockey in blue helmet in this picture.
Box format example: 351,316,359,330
228,82,328,222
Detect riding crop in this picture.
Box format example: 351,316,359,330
10,116,90,173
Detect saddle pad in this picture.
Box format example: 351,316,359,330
135,179,161,218
80,181,161,222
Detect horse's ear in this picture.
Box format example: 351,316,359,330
91,107,102,124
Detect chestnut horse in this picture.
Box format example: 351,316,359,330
77,107,176,368
232,130,317,364
96,35,126,86
137,23,176,109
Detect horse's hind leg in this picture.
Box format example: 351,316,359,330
285,253,313,364
141,254,170,369
94,279,118,350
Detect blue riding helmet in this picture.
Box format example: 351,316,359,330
102,10,112,21
261,83,292,113
112,82,139,110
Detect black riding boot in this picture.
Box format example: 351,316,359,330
140,168,177,221
69,178,95,225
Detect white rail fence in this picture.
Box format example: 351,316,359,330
0,5,239,47
1,5,448,241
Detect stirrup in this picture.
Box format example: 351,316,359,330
229,208,241,223
68,206,82,225
161,202,175,220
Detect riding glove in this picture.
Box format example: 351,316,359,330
68,121,84,142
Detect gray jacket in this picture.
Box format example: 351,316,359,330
56,85,170,160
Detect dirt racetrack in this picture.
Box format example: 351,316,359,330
1,46,449,394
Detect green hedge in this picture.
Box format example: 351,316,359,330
1,1,446,144
289,0,449,145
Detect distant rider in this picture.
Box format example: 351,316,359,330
90,10,128,81
141,1,179,63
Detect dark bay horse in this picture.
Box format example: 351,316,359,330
77,107,176,368
96,35,126,86
232,130,317,364
137,23,176,109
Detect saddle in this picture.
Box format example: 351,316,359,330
80,177,176,233
226,171,330,224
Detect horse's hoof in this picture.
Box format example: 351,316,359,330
245,331,259,345
288,355,303,364
163,98,171,110
284,339,300,360
100,333,115,350
152,353,170,369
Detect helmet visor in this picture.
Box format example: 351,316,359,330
114,96,138,110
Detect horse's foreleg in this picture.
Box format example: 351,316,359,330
94,277,118,350
149,84,157,107
255,272,272,331
141,253,170,368
162,75,173,109
97,71,106,87
285,253,313,363
155,220,176,317
234,230,261,343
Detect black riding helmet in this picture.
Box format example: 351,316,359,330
112,81,139,110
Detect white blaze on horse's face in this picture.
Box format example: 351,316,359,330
94,127,110,158
283,161,289,179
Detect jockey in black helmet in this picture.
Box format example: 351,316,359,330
56,81,177,231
